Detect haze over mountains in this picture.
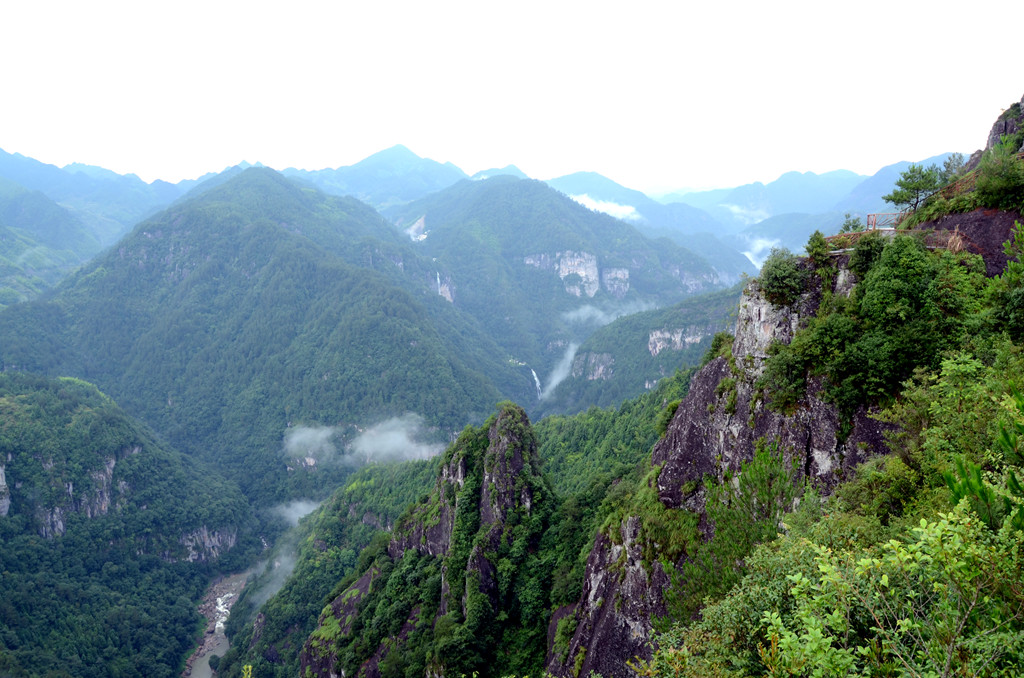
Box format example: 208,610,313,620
0,113,1004,678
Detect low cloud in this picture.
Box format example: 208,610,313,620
562,301,656,327
283,425,337,462
741,237,781,269
272,499,321,527
570,194,642,222
721,203,770,226
540,342,580,400
346,414,444,465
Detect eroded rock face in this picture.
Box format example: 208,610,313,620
545,517,669,678
647,325,718,357
548,264,891,677
13,446,139,538
571,352,614,381
0,464,10,517
179,526,238,562
300,404,549,678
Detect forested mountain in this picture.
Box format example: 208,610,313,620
535,283,742,415
283,145,468,212
389,176,728,386
0,373,250,677
0,168,529,503
545,171,752,281
217,370,696,678
0,149,191,246
214,96,1024,678
0,177,101,307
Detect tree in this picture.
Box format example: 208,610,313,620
838,213,863,234
882,163,941,212
940,152,965,184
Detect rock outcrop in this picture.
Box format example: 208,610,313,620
545,259,891,677
299,403,551,678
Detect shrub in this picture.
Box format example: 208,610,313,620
804,230,830,269
759,248,806,307
848,230,885,278
975,138,1024,210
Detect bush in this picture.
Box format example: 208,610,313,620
975,138,1024,210
804,230,830,269
848,230,885,278
759,248,806,307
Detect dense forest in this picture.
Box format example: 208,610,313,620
0,95,1021,678
0,374,252,677
218,99,1024,677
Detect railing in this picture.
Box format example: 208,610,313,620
865,212,907,229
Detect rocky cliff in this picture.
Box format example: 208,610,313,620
0,373,246,562
299,403,552,678
545,257,891,678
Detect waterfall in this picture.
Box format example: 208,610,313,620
531,369,542,399
436,271,441,295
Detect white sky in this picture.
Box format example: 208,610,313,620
1,0,1021,193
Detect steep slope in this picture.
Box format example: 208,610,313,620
0,168,528,502
0,177,102,306
545,171,750,281
295,403,553,678
0,373,249,678
536,284,742,415
546,258,892,678
390,176,727,388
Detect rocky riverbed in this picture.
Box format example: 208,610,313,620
182,571,249,678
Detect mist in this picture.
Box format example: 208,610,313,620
741,237,780,268
540,342,580,400
247,500,322,609
562,301,656,327
283,425,338,463
272,499,321,527
569,194,643,222
346,414,444,465
721,203,770,226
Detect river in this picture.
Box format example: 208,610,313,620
182,571,250,678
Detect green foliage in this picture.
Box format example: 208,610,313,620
990,220,1024,340
847,229,885,278
656,399,682,438
701,331,735,367
762,507,1024,677
0,373,250,678
759,235,988,420
939,151,966,184
758,247,807,307
882,162,941,212
838,212,864,234
976,138,1024,210
671,439,799,619
804,230,830,269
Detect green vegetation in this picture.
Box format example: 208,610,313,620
0,177,101,308
0,374,250,678
757,233,987,419
536,284,742,416
759,247,807,307
635,216,1024,677
882,162,942,212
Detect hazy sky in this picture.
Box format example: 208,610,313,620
2,0,1021,193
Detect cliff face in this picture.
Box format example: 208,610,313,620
545,260,890,677
299,403,551,678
